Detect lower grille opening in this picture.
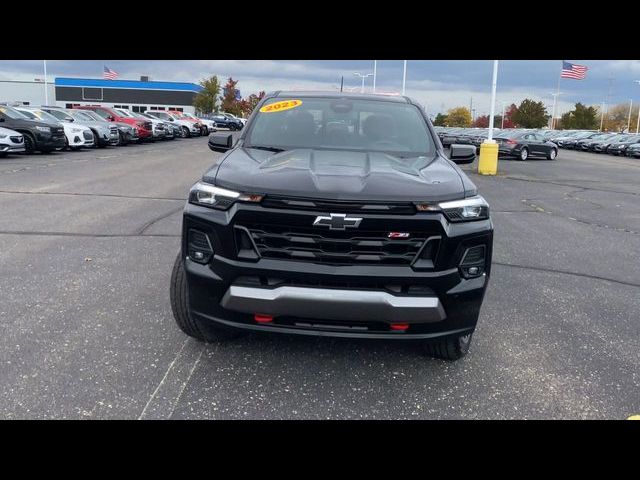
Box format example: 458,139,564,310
188,229,213,264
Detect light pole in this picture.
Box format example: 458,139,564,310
402,60,407,95
627,99,633,133
550,91,563,129
353,72,373,93
635,81,640,134
373,60,377,93
600,101,606,132
479,60,499,176
43,60,49,105
500,101,509,129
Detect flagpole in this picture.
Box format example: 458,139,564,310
551,63,562,129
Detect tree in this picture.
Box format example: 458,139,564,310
511,99,548,128
600,102,638,132
473,115,489,128
240,91,265,117
502,104,517,128
221,77,242,116
560,102,599,130
192,75,220,115
433,113,448,126
446,107,472,127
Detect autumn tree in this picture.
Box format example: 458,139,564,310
240,91,265,117
433,113,448,126
221,77,242,116
560,103,599,130
446,107,472,127
511,99,548,128
502,104,517,128
193,75,220,114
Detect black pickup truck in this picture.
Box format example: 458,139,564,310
0,105,66,154
173,92,493,360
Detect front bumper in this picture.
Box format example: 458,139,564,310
68,130,95,147
182,203,493,339
0,142,25,153
37,133,66,149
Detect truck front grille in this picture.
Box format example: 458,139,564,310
261,197,416,215
239,222,427,266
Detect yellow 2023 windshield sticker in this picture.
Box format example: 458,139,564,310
260,100,303,113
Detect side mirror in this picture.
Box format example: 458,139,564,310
107,115,115,121
208,133,234,153
449,144,476,164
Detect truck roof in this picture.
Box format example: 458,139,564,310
270,91,410,103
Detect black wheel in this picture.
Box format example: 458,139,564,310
170,254,240,342
118,131,125,146
23,133,35,154
518,147,529,161
181,126,189,138
229,124,237,131
423,332,474,361
547,148,557,160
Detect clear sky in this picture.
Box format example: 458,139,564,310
2,60,639,117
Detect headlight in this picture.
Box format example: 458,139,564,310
188,181,263,210
36,126,51,133
416,195,490,222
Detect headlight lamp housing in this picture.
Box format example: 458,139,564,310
416,195,490,222
189,182,263,210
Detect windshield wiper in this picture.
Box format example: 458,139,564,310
248,145,286,152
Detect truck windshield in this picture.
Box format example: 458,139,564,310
245,97,435,157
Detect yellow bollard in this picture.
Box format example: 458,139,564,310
628,415,640,420
478,141,499,175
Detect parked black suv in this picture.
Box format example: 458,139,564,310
210,113,243,131
171,92,493,360
0,105,66,153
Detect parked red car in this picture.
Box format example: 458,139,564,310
74,106,153,141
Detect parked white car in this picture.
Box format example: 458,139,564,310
0,126,25,156
16,106,94,150
146,110,200,137
181,112,216,134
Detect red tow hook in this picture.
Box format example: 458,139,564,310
254,314,274,324
390,323,410,331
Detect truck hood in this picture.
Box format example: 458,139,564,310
208,147,468,202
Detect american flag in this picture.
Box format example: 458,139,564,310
103,65,119,80
561,61,588,80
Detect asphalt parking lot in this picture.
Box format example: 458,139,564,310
1,138,638,419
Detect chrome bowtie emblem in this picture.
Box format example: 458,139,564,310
313,213,362,230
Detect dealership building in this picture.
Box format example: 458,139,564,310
0,77,203,114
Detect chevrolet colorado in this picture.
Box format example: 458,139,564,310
171,92,493,360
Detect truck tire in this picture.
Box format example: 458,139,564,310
423,332,473,361
170,253,240,342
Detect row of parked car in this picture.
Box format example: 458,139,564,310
0,103,246,157
433,126,640,160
